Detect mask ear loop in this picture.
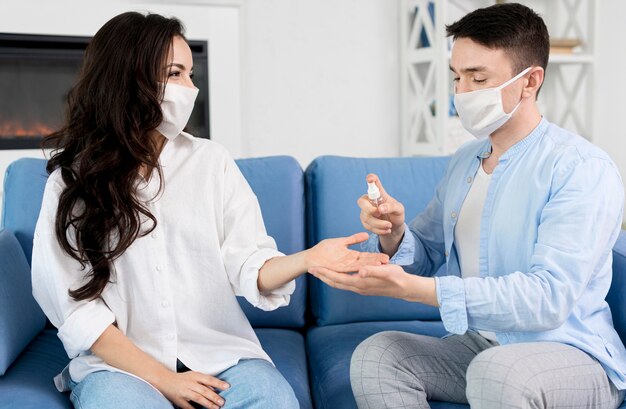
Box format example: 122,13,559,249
497,67,533,115
495,66,533,91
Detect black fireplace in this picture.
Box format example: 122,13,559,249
0,33,209,150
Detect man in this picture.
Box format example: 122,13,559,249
310,3,626,408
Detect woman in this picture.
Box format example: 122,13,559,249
32,12,387,409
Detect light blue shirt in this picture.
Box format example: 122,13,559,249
366,118,626,389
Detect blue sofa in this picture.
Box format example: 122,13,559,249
1,155,625,409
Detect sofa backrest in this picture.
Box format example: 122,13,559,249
1,156,306,329
305,155,450,326
235,156,307,328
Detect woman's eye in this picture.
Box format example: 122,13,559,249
190,73,194,80
168,71,181,78
452,77,460,82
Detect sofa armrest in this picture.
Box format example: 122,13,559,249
0,228,46,375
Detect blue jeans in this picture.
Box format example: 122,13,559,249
69,359,299,409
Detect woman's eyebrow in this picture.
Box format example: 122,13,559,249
166,63,186,70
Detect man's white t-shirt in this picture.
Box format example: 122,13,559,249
454,162,497,342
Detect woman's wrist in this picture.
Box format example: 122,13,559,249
144,365,173,391
301,248,315,272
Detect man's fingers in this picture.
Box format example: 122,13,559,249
366,173,388,197
359,265,393,279
311,269,356,292
362,216,393,232
357,195,374,211
379,201,404,217
310,267,360,286
358,195,385,218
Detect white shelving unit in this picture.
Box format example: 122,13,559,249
400,0,598,156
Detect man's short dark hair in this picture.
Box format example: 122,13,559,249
446,3,549,75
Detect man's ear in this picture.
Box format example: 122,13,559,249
523,66,544,99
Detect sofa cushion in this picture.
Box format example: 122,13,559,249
256,328,313,409
0,328,311,409
2,156,307,329
0,229,46,375
236,157,307,328
305,156,450,326
306,320,471,409
0,329,71,409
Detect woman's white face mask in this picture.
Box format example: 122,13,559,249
454,67,532,139
157,82,199,141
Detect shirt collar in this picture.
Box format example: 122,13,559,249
501,117,548,160
473,117,549,162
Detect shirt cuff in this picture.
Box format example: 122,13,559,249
57,299,116,358
359,223,415,265
389,225,416,265
240,248,295,311
435,275,469,334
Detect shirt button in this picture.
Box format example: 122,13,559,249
451,211,457,220
467,177,473,184
151,231,158,239
445,250,449,257
156,265,162,272
161,300,170,308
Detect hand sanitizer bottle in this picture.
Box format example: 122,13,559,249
368,182,389,221
367,182,384,207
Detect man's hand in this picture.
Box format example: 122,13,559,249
357,174,406,255
305,232,389,272
309,264,438,306
155,370,230,409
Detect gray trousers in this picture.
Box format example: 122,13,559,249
350,331,625,409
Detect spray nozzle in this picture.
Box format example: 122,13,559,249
367,182,381,201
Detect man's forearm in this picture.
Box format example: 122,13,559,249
403,275,439,307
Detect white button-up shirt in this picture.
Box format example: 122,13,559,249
31,133,295,391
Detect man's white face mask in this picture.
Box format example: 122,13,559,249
157,82,199,141
454,66,532,139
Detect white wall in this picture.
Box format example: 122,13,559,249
593,0,626,217
243,0,400,166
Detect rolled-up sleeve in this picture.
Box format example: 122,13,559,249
31,176,115,359
220,157,295,311
56,298,115,358
434,275,468,334
360,223,416,265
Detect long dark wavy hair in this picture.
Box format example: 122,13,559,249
42,12,186,301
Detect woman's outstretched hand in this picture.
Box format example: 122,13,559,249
305,232,389,273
